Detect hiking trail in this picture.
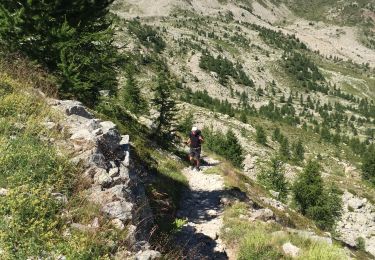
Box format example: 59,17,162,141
175,156,233,260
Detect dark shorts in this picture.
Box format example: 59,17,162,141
189,147,201,160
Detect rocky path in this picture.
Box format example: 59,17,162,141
175,157,230,260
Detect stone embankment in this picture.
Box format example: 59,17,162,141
49,100,160,260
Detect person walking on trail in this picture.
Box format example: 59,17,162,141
186,126,204,171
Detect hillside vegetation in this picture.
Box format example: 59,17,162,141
0,0,375,259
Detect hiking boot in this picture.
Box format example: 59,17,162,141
195,166,201,172
191,165,195,170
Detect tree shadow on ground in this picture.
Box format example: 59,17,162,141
174,186,249,260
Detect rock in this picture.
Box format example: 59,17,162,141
0,188,8,196
270,190,280,198
102,200,133,221
282,242,300,257
94,169,113,187
111,219,125,230
70,129,94,142
71,223,94,232
109,167,119,178
90,217,100,228
252,208,274,221
51,192,68,204
90,151,107,168
135,250,161,260
60,100,93,119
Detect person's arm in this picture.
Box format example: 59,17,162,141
199,135,204,143
185,136,191,145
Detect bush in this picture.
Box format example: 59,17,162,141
356,237,366,251
293,161,342,230
256,125,267,145
258,157,288,200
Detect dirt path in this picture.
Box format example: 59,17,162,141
175,156,230,260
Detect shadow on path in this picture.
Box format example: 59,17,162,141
175,184,248,259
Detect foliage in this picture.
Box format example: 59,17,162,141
121,71,147,114
127,19,166,53
222,203,348,260
293,161,342,230
179,112,194,135
361,145,375,184
0,74,123,259
199,52,254,87
356,237,366,251
258,158,288,200
181,88,236,117
152,72,178,143
293,139,305,162
256,125,267,145
279,136,291,160
0,0,119,106
205,128,244,167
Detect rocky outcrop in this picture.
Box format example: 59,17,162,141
336,191,375,256
49,100,157,258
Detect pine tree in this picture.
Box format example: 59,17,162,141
272,127,281,142
258,157,288,200
122,72,146,114
293,160,323,214
362,145,375,183
293,160,342,230
0,0,118,106
225,129,244,167
256,125,267,145
152,72,177,142
293,140,304,162
279,136,290,160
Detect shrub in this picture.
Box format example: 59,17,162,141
356,237,366,251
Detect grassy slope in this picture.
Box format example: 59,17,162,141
0,59,128,259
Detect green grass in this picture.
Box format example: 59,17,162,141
0,69,126,259
222,203,349,260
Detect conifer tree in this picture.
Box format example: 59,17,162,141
226,129,244,167
256,125,267,145
259,157,288,200
122,72,146,114
293,140,305,162
152,72,177,142
0,0,118,106
362,145,375,183
279,136,290,160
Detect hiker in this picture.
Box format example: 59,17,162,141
186,126,204,171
